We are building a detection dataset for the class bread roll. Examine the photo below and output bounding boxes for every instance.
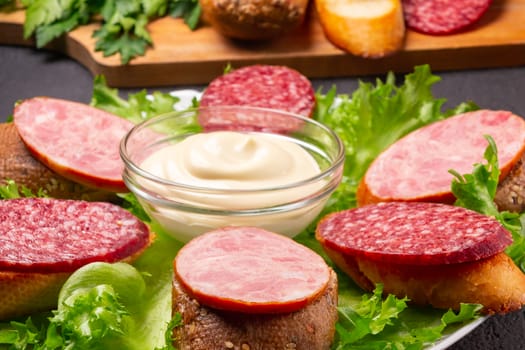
[199,0,309,40]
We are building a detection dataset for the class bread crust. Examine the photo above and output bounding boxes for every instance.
[199,0,309,40]
[323,245,525,314]
[495,151,525,212]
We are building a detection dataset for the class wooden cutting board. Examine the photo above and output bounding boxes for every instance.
[1,0,524,87]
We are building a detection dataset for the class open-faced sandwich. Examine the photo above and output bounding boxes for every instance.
[172,226,339,349]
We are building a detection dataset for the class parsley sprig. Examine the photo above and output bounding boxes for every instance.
[19,0,201,64]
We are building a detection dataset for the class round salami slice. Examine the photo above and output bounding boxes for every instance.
[316,202,512,265]
[13,97,133,192]
[174,226,331,314]
[358,110,525,206]
[0,198,151,273]
[199,65,315,131]
[402,0,492,35]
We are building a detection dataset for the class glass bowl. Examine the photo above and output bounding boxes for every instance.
[120,106,345,243]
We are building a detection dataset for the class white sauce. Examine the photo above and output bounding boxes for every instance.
[139,131,327,241]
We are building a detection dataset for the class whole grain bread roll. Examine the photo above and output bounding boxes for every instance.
[199,0,310,40]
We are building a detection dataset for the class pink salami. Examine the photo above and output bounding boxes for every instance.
[199,65,315,131]
[13,97,133,192]
[402,0,492,35]
[358,110,525,206]
[0,198,151,273]
[316,202,512,265]
[174,226,331,314]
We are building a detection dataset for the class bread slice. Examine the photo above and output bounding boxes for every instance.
[323,245,525,314]
[172,268,338,349]
[315,0,405,58]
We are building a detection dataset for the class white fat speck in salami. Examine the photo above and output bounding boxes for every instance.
[402,0,492,35]
[359,110,525,205]
[174,226,331,314]
[13,97,133,192]
[199,65,315,131]
[316,202,512,265]
[0,198,150,273]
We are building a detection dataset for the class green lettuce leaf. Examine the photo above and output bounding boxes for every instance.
[0,179,46,199]
[90,75,181,124]
[450,135,525,271]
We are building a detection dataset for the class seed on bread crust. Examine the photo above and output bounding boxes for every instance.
[200,0,309,40]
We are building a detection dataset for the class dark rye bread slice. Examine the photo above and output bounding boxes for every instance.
[316,202,525,314]
[172,268,338,350]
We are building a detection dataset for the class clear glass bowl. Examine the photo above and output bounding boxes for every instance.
[120,106,345,242]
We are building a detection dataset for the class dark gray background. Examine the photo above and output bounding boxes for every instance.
[1,45,525,349]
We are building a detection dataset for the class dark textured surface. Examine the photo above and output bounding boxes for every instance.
[1,44,525,349]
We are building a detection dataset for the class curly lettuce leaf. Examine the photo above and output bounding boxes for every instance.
[450,135,525,271]
[0,179,46,199]
[90,75,181,124]
[0,263,144,349]
[333,284,482,350]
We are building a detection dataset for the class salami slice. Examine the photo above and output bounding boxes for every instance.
[199,65,315,131]
[358,110,525,206]
[402,0,492,35]
[0,198,151,273]
[13,97,133,192]
[316,202,512,265]
[174,226,331,314]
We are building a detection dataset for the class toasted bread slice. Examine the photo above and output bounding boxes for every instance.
[323,246,525,314]
[315,0,405,58]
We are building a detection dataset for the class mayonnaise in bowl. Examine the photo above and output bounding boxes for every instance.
[121,106,345,242]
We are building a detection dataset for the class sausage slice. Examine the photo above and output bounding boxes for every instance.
[13,97,133,193]
[174,226,331,314]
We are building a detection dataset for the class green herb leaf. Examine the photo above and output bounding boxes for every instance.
[450,135,525,271]
[23,0,92,47]
[450,135,500,216]
[168,0,201,29]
